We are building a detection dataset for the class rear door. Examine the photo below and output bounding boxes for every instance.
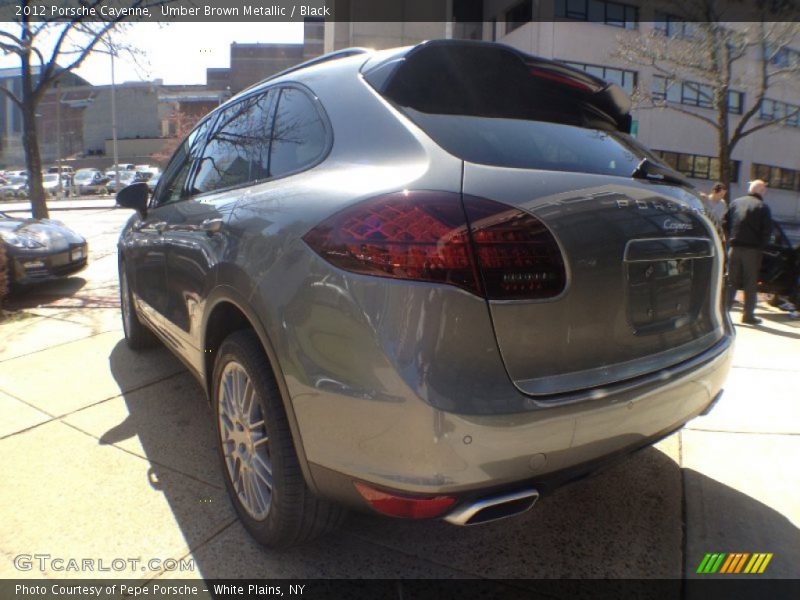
[159,91,277,364]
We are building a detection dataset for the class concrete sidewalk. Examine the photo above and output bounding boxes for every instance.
[0,210,797,584]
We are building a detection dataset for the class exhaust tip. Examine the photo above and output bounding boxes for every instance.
[444,489,539,526]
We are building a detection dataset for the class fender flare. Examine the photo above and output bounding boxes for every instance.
[202,285,319,494]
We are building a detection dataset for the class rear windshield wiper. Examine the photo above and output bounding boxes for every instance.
[631,158,689,187]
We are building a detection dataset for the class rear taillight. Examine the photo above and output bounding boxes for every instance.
[464,196,566,300]
[302,191,480,293]
[303,191,566,301]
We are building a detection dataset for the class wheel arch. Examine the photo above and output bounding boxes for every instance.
[202,286,319,494]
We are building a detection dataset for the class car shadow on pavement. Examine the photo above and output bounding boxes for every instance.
[105,339,800,581]
[5,277,87,310]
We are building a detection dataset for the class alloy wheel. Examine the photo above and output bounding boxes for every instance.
[217,361,273,520]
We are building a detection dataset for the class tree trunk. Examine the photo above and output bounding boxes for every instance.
[19,22,49,221]
[717,127,731,195]
[21,106,48,220]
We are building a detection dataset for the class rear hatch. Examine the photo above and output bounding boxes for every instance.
[365,41,726,396]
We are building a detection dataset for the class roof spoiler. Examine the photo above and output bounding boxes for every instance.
[363,40,633,133]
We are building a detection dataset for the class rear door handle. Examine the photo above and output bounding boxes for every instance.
[201,218,224,235]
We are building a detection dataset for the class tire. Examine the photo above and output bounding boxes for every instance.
[119,261,157,350]
[212,330,344,548]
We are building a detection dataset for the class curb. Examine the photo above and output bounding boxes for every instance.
[1,202,118,213]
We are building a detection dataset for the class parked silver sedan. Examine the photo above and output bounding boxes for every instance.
[116,41,733,547]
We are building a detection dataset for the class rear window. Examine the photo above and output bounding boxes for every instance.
[405,108,658,176]
[368,41,670,176]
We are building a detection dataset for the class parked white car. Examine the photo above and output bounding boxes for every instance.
[41,173,70,197]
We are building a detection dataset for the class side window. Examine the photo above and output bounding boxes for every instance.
[153,142,192,207]
[153,118,213,207]
[191,91,276,195]
[269,88,327,179]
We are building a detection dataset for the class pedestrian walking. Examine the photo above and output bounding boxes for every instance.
[723,179,773,325]
[701,182,728,235]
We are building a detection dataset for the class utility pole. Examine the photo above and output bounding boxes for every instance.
[55,82,62,198]
[110,42,120,194]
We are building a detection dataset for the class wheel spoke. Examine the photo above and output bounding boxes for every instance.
[235,370,246,416]
[251,469,270,511]
[220,413,234,434]
[253,454,273,485]
[222,376,235,415]
[232,457,243,491]
[222,440,236,457]
[241,379,254,420]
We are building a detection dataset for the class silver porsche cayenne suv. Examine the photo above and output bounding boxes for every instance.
[116,40,733,547]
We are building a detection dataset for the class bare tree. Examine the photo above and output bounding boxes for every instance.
[151,106,205,166]
[0,1,170,218]
[615,1,800,191]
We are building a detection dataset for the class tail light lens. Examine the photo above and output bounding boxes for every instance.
[302,191,480,294]
[353,481,456,519]
[464,196,566,300]
[303,191,566,301]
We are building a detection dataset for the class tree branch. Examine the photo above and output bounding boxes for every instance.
[0,85,24,111]
[650,102,720,129]
[737,109,800,140]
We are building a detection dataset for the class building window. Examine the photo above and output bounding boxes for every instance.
[563,61,637,95]
[760,98,800,127]
[727,91,744,115]
[654,150,740,183]
[506,0,532,34]
[765,44,800,68]
[653,12,700,39]
[652,75,744,115]
[751,163,800,191]
[554,0,638,29]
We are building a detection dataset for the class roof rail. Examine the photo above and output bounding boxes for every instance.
[237,47,372,97]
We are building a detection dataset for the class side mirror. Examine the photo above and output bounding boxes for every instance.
[116,182,149,218]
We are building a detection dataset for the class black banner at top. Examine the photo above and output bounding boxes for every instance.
[0,0,799,22]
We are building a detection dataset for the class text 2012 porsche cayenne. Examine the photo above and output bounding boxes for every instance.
[116,41,733,547]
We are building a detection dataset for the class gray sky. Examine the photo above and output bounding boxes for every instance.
[0,23,304,86]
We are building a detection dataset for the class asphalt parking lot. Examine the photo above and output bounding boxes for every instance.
[0,203,798,584]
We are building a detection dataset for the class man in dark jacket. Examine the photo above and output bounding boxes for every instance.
[723,179,773,325]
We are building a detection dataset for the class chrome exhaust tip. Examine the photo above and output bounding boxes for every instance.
[444,488,539,526]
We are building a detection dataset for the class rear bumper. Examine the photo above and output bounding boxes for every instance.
[302,333,733,509]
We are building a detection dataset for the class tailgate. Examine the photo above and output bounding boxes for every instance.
[464,165,726,396]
